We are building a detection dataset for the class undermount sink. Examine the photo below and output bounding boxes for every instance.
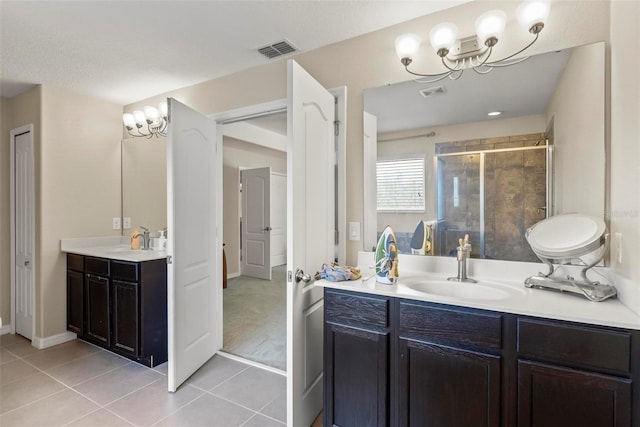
[398,276,525,301]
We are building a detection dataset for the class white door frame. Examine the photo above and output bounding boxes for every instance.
[209,89,346,339]
[10,124,36,339]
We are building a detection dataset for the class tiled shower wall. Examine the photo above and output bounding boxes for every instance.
[436,133,547,262]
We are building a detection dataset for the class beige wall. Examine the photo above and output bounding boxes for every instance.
[610,0,640,285]
[0,98,9,326]
[126,0,610,267]
[0,87,42,328]
[38,86,122,337]
[1,0,626,339]
[222,137,286,276]
[546,42,605,217]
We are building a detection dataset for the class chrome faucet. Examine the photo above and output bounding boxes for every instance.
[139,226,151,250]
[448,234,477,283]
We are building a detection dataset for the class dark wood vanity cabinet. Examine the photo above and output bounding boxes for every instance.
[66,254,84,335]
[66,254,167,367]
[397,301,504,427]
[324,291,391,427]
[323,288,640,427]
[516,318,636,427]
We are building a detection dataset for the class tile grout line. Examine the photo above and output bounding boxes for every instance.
[1,346,112,416]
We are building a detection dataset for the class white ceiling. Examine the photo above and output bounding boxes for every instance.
[0,0,469,105]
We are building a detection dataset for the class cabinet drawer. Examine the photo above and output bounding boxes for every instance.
[84,257,109,276]
[325,290,389,330]
[517,318,632,375]
[67,253,84,272]
[399,300,503,351]
[111,261,139,282]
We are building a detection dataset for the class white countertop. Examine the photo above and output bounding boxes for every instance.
[315,252,640,330]
[61,236,167,263]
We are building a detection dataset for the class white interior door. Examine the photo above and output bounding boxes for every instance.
[287,60,335,427]
[13,128,34,339]
[270,172,287,267]
[363,111,378,253]
[167,98,220,392]
[241,167,272,280]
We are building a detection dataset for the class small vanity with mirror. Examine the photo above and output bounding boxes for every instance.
[61,237,167,367]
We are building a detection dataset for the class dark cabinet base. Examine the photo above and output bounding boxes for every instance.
[324,288,640,427]
[67,254,167,368]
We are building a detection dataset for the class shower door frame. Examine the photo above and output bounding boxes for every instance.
[435,143,553,259]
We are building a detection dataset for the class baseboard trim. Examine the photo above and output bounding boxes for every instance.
[32,331,77,349]
[227,272,241,279]
[217,350,287,377]
[0,324,12,335]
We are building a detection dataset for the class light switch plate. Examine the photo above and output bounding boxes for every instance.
[112,217,121,230]
[123,217,131,230]
[349,222,361,241]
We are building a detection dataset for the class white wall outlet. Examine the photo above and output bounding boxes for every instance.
[349,221,361,241]
[123,217,131,230]
[112,217,121,230]
[615,232,623,264]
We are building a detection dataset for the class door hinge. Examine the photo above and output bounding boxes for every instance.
[334,120,340,137]
[166,255,173,265]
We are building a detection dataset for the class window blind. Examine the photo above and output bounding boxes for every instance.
[377,158,425,211]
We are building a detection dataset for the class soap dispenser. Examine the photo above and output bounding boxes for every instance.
[158,227,167,250]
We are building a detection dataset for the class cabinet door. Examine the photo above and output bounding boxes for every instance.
[325,323,389,427]
[397,338,501,427]
[66,270,84,336]
[518,360,631,427]
[112,279,139,358]
[85,274,111,346]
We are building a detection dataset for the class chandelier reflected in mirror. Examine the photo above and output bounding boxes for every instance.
[122,101,168,138]
[395,0,551,83]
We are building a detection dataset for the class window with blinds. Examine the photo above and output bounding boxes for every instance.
[376,158,425,212]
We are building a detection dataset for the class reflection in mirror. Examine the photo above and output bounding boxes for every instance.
[121,138,167,236]
[364,41,605,262]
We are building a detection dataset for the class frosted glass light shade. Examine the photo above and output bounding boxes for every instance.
[395,34,421,60]
[429,22,458,54]
[159,101,168,118]
[144,106,160,124]
[475,10,506,46]
[517,0,551,31]
[133,110,146,126]
[122,113,136,128]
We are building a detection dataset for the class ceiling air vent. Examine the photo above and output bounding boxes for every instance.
[419,86,447,98]
[257,40,297,59]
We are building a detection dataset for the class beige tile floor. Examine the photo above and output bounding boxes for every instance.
[0,334,288,426]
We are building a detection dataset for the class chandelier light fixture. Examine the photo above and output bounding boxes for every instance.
[395,0,551,83]
[122,101,168,138]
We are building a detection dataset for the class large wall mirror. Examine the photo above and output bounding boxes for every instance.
[363,41,605,262]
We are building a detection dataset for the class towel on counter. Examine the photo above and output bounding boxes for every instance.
[315,263,361,282]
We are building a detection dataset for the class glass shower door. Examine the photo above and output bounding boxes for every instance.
[436,153,483,257]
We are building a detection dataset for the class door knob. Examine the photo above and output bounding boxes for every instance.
[295,269,312,283]
[24,260,29,267]
[263,226,272,231]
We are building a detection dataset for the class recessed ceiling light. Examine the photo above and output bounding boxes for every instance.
[487,111,502,117]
